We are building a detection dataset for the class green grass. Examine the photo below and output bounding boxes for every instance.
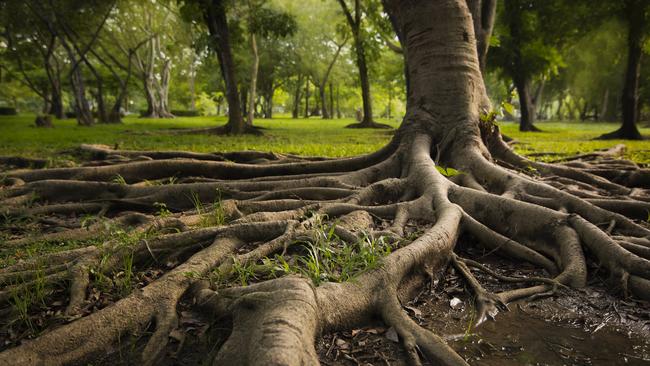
[0,114,649,163]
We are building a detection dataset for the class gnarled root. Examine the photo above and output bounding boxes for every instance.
[1,123,649,365]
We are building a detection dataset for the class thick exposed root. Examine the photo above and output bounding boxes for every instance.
[1,127,649,365]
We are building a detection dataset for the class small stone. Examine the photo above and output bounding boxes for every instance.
[450,297,463,310]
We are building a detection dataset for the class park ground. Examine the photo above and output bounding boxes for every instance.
[1,115,650,365]
[1,114,650,165]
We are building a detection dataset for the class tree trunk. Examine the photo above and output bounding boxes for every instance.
[143,73,161,118]
[599,88,609,121]
[353,29,374,126]
[336,85,341,118]
[48,87,64,119]
[304,78,310,118]
[466,0,497,72]
[505,0,540,132]
[513,74,540,132]
[247,33,259,126]
[292,75,303,119]
[319,82,329,119]
[598,0,645,140]
[70,66,94,126]
[329,82,334,119]
[387,87,393,119]
[189,59,196,111]
[337,0,389,128]
[203,0,249,134]
[85,60,109,124]
[157,58,174,118]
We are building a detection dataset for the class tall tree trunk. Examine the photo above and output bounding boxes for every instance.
[337,0,389,128]
[599,0,645,140]
[354,29,374,125]
[304,78,310,118]
[329,82,334,119]
[85,61,109,123]
[600,88,609,121]
[157,58,174,118]
[466,0,497,72]
[189,59,196,111]
[70,66,94,126]
[203,0,248,134]
[265,93,273,119]
[292,75,303,119]
[336,85,341,118]
[387,87,392,119]
[247,33,258,126]
[319,83,329,119]
[505,0,540,132]
[513,74,539,132]
[48,87,64,119]
[143,73,160,118]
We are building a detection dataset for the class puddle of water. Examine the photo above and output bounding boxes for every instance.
[451,306,650,366]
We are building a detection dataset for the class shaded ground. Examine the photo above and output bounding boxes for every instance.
[315,240,650,365]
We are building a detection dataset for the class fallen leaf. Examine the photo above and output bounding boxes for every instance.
[385,327,399,342]
[450,297,463,310]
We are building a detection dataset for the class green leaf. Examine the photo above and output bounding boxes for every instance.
[435,166,461,177]
[501,102,515,116]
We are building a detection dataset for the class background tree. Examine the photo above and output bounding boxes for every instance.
[336,0,389,128]
[598,0,649,140]
[490,0,587,131]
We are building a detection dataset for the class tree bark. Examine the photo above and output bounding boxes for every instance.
[337,0,389,128]
[292,74,303,119]
[304,78,310,118]
[329,82,334,119]
[336,85,341,118]
[70,66,94,126]
[504,0,540,132]
[598,0,645,140]
[513,74,540,132]
[84,60,109,123]
[247,33,259,126]
[203,0,248,134]
[466,0,497,72]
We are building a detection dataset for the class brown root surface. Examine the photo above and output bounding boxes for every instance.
[2,125,650,365]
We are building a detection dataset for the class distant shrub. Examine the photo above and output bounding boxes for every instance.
[65,111,76,118]
[170,110,200,117]
[0,107,17,115]
[35,115,54,128]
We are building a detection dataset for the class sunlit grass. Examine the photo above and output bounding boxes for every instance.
[1,114,649,163]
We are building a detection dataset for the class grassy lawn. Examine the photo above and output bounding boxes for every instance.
[1,114,649,164]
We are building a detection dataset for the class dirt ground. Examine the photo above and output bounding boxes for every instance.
[2,236,648,366]
[315,241,650,366]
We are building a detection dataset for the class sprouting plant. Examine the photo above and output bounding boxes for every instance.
[116,251,135,296]
[196,189,228,227]
[154,202,172,218]
[9,286,34,331]
[435,165,461,177]
[80,214,100,230]
[112,174,127,185]
[189,191,204,215]
[463,303,476,342]
[231,258,258,286]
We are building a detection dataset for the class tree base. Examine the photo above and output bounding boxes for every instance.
[596,126,644,140]
[345,121,393,129]
[519,123,543,132]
